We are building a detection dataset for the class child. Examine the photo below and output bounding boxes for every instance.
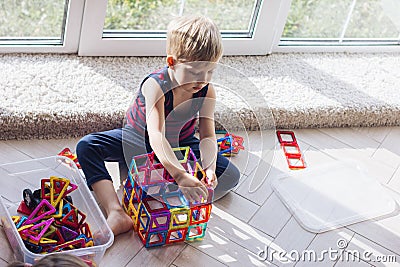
[7,253,89,267]
[76,15,240,236]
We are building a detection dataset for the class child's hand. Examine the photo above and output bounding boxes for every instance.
[203,169,218,189]
[176,172,208,202]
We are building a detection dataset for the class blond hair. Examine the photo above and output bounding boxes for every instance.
[167,15,223,62]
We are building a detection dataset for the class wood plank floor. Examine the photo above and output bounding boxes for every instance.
[1,127,400,267]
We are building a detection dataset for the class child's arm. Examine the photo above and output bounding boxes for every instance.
[142,78,208,202]
[198,84,218,188]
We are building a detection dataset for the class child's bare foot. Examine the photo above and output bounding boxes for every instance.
[107,209,133,236]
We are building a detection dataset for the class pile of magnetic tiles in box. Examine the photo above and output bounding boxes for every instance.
[123,146,214,248]
[12,176,94,254]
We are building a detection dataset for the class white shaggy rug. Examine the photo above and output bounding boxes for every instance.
[0,53,399,139]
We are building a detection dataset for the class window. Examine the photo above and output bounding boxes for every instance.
[79,0,279,56]
[0,0,84,53]
[277,0,400,52]
[0,0,399,54]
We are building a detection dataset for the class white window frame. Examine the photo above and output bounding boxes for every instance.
[271,0,400,53]
[274,40,400,53]
[78,0,292,56]
[0,0,398,55]
[0,0,84,53]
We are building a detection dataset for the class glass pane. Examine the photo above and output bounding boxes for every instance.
[104,0,258,32]
[345,0,400,38]
[182,0,256,31]
[282,0,353,38]
[0,0,66,38]
[105,0,180,31]
[283,0,400,40]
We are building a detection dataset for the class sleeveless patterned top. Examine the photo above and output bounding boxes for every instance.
[125,66,208,146]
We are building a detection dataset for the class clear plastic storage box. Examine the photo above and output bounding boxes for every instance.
[272,159,398,233]
[0,156,113,265]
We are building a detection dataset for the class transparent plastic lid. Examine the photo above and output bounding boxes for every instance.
[272,159,398,233]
